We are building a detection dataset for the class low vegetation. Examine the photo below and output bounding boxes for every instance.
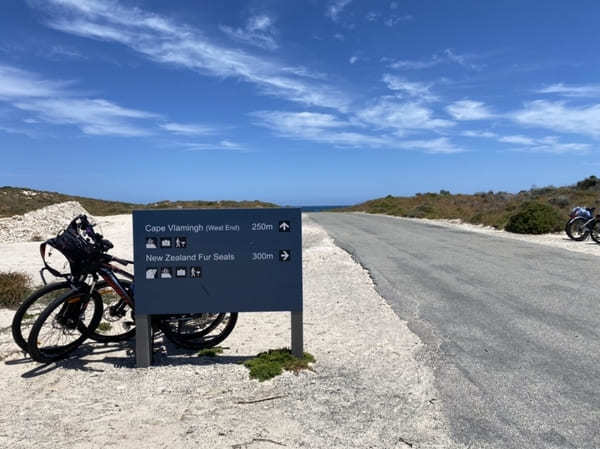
[197,347,224,357]
[243,348,315,382]
[0,186,279,218]
[0,271,31,308]
[343,176,600,233]
[505,201,563,234]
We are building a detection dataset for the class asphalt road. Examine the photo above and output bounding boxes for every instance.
[309,212,600,449]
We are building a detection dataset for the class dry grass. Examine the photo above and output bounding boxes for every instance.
[0,271,32,308]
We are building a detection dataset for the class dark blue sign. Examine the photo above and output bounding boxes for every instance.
[132,208,302,314]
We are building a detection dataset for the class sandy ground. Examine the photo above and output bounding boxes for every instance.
[362,213,600,258]
[0,215,456,449]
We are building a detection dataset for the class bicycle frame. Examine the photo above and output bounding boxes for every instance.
[97,262,134,309]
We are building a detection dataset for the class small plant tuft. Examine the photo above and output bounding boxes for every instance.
[0,271,32,308]
[243,348,315,382]
[505,201,563,234]
[198,346,224,357]
[96,322,112,332]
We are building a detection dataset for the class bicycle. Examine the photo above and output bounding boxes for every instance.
[16,215,237,363]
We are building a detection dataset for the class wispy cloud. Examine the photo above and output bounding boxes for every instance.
[503,135,590,154]
[326,0,353,22]
[384,14,413,27]
[349,56,359,64]
[390,49,483,71]
[159,122,216,136]
[446,100,493,120]
[511,100,600,138]
[0,64,159,136]
[180,140,245,151]
[251,110,394,148]
[382,74,438,102]
[462,129,590,154]
[357,99,454,134]
[536,83,600,98]
[461,130,497,138]
[0,63,238,139]
[0,65,69,98]
[220,14,278,51]
[36,0,350,112]
[398,137,463,154]
[14,98,158,136]
[251,108,458,152]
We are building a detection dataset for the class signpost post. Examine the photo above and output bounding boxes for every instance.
[132,208,303,367]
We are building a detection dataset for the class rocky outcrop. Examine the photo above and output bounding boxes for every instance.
[0,201,92,244]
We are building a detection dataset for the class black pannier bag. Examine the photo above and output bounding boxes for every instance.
[40,215,102,278]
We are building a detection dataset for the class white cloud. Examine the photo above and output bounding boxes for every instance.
[357,99,454,133]
[327,0,352,21]
[36,0,351,112]
[446,100,493,120]
[398,137,463,154]
[365,12,379,22]
[536,83,600,98]
[461,130,497,138]
[160,122,216,136]
[0,65,68,98]
[180,140,244,151]
[511,100,600,138]
[251,110,393,148]
[462,129,590,153]
[498,135,535,145]
[390,49,482,70]
[500,135,590,154]
[384,14,413,27]
[251,109,465,153]
[14,98,158,136]
[349,56,358,64]
[220,14,278,50]
[382,74,438,102]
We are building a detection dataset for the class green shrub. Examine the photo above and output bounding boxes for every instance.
[243,348,315,381]
[576,175,600,191]
[0,271,32,308]
[505,201,563,234]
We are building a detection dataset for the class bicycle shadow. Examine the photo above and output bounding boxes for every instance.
[14,338,254,378]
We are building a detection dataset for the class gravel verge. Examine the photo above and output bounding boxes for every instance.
[359,213,600,258]
[0,215,455,449]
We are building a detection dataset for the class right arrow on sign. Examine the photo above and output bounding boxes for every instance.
[279,250,291,261]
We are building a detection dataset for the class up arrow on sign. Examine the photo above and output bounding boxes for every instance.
[279,221,291,231]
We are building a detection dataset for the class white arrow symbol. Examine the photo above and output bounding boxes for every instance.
[281,250,290,261]
[279,221,290,231]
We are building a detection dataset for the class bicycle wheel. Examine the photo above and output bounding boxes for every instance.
[11,281,73,353]
[565,217,589,241]
[27,289,103,363]
[591,220,600,244]
[87,279,136,343]
[159,312,238,349]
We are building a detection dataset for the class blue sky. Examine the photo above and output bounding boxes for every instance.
[1,0,599,205]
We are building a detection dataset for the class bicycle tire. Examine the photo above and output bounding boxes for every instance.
[565,217,589,241]
[27,289,103,364]
[86,279,136,343]
[591,220,600,244]
[159,312,238,349]
[11,281,73,353]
